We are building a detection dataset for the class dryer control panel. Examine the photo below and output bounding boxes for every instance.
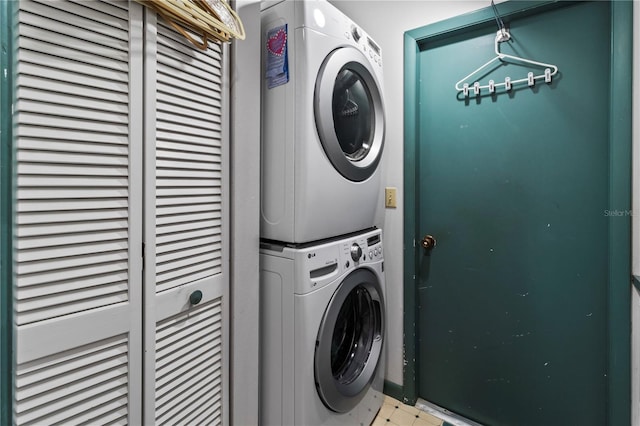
[295,0,383,69]
[345,23,382,68]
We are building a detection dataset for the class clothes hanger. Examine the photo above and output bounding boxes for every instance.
[454,1,558,97]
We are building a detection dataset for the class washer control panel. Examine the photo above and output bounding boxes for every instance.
[291,229,383,294]
[340,229,383,269]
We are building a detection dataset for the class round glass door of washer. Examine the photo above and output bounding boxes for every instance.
[314,268,385,413]
[314,47,385,182]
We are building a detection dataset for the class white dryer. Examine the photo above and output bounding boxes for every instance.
[261,0,386,244]
[260,228,386,426]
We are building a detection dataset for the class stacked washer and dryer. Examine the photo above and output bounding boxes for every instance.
[259,1,387,425]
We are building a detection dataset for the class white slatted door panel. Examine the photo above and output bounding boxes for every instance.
[14,1,143,424]
[15,336,130,425]
[155,301,224,425]
[155,23,224,294]
[143,12,229,426]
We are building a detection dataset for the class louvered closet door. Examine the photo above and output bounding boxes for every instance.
[14,1,143,425]
[143,12,229,426]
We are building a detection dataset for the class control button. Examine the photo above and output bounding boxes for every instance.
[369,251,373,259]
[351,25,361,42]
[345,260,350,268]
[350,243,362,262]
[374,249,379,256]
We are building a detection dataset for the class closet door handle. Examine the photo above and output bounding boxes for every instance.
[190,290,203,305]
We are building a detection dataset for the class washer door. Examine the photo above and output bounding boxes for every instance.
[314,268,385,413]
[314,47,385,182]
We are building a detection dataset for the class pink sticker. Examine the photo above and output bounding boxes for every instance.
[267,29,287,57]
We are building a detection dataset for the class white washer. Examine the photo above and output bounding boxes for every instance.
[260,228,386,426]
[261,0,386,244]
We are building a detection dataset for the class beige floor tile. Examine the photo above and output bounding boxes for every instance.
[413,417,442,426]
[397,403,421,417]
[389,407,418,425]
[372,417,389,426]
[378,402,395,420]
[372,396,447,426]
[418,410,444,425]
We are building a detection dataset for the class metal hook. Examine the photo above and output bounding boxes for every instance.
[491,0,507,39]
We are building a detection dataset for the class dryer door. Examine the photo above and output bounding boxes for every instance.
[314,47,385,182]
[314,268,385,413]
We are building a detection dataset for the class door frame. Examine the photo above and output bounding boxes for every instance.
[402,1,633,424]
[0,0,15,423]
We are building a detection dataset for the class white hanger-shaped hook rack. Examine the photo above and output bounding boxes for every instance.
[455,29,559,97]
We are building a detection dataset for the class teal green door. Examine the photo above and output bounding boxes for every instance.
[406,2,631,425]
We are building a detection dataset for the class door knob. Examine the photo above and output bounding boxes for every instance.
[421,235,437,251]
[190,290,203,305]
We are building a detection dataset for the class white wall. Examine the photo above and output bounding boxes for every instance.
[329,0,500,387]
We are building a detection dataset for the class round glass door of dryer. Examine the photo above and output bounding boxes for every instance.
[314,268,385,413]
[314,47,385,182]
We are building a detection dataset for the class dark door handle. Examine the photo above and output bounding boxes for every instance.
[190,290,203,305]
[421,235,437,251]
